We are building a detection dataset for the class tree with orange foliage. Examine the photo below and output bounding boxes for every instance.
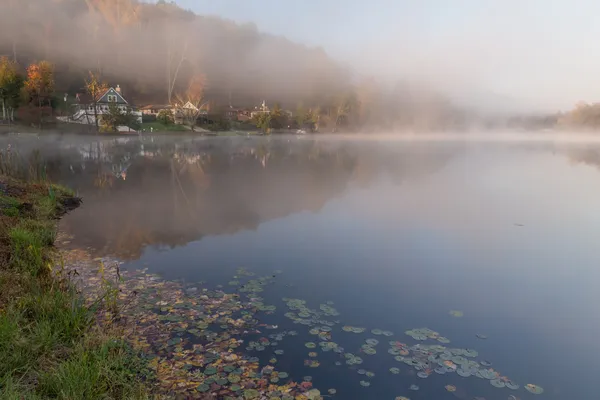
[24,61,54,107]
[23,61,55,128]
[175,73,207,131]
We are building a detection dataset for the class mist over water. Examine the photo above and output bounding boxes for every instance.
[2,133,598,399]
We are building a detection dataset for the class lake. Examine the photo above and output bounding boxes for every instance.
[5,133,598,399]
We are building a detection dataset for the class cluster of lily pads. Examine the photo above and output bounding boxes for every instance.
[67,252,547,399]
[388,339,522,391]
[64,259,332,400]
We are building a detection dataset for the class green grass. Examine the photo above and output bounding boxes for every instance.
[141,121,188,132]
[0,195,21,217]
[0,178,150,399]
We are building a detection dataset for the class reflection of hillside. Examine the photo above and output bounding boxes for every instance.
[52,138,457,260]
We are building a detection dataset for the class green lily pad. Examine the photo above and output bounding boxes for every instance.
[244,389,260,399]
[390,367,400,374]
[359,380,371,387]
[449,310,464,317]
[305,342,317,349]
[463,349,478,357]
[525,384,544,394]
[371,329,383,335]
[491,379,506,388]
[197,383,210,392]
[363,347,376,355]
[278,372,289,379]
[506,381,520,390]
[365,338,379,346]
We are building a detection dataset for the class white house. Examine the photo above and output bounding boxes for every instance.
[66,85,142,126]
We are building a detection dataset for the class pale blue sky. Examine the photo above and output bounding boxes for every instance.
[175,1,600,111]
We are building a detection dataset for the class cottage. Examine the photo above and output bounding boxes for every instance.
[69,85,142,125]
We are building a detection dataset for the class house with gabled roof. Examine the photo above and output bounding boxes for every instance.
[68,85,142,126]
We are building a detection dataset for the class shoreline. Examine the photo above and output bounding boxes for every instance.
[0,176,151,399]
[0,176,325,399]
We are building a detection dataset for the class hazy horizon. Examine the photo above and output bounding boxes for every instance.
[178,0,600,113]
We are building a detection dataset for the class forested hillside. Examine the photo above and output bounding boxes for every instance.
[0,0,347,107]
[1,0,572,132]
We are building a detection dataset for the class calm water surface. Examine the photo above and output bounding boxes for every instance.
[8,134,598,399]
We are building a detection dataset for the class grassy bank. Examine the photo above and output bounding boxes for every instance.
[0,177,150,399]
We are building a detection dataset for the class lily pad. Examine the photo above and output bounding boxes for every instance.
[463,349,478,357]
[359,380,371,387]
[390,367,400,374]
[197,384,210,393]
[525,384,544,394]
[365,338,379,346]
[449,310,464,317]
[305,342,317,349]
[445,385,457,392]
[491,379,506,388]
[506,381,520,390]
[371,329,383,335]
[363,347,377,355]
[417,372,429,378]
[328,389,337,395]
[244,389,260,399]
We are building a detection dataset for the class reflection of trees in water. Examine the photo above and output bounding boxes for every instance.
[44,137,457,260]
[566,147,600,169]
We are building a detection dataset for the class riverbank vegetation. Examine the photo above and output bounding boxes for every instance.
[0,175,150,399]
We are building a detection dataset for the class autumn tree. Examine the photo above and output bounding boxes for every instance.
[175,73,206,131]
[0,57,24,122]
[85,71,109,131]
[23,61,55,127]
